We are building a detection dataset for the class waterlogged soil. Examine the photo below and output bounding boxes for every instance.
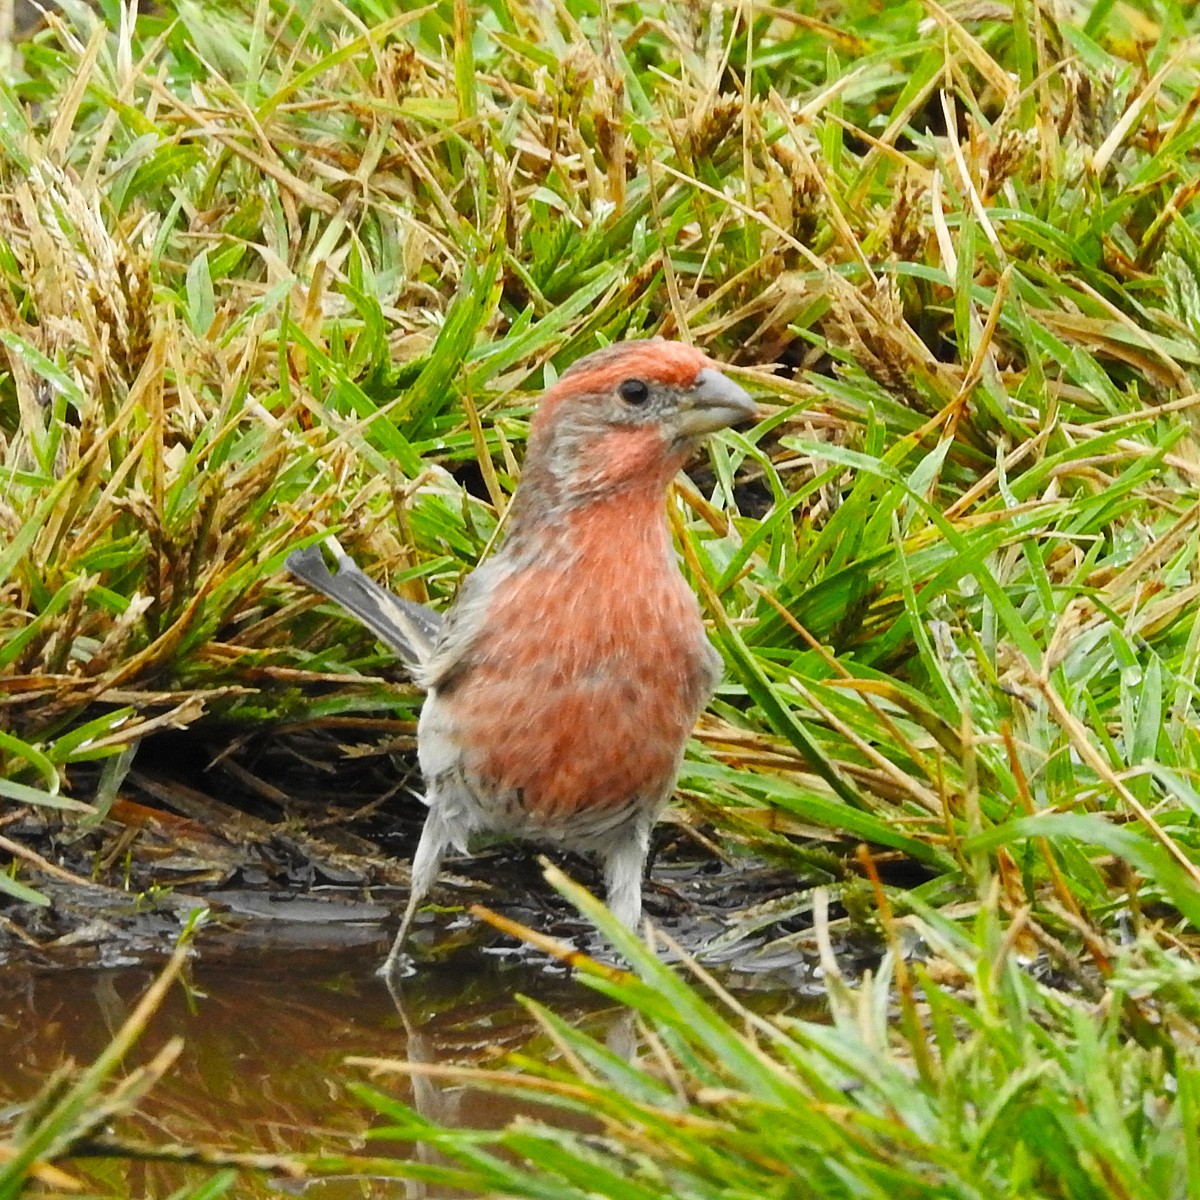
[0,729,842,976]
[0,730,855,1196]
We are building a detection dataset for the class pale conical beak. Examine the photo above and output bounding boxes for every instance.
[675,367,760,438]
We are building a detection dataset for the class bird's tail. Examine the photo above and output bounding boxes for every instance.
[286,537,442,672]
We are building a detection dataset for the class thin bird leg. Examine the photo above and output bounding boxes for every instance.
[601,822,652,931]
[379,809,454,977]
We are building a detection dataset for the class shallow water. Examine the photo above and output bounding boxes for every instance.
[0,943,611,1197]
[0,921,829,1198]
[1,792,833,1198]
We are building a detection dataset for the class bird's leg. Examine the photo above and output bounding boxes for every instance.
[601,822,652,932]
[380,810,453,978]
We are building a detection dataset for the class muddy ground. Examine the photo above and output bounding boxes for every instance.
[0,726,857,986]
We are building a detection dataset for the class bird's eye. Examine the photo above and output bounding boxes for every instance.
[618,378,650,406]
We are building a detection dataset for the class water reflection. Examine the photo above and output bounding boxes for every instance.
[0,945,608,1198]
[0,878,829,1200]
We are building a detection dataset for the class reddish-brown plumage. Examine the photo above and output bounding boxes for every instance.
[534,341,716,428]
[577,426,684,493]
[448,484,716,820]
[290,338,759,973]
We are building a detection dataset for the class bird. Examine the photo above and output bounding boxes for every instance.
[286,338,758,975]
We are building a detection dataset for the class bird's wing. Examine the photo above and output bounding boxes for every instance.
[415,554,514,694]
[286,538,443,671]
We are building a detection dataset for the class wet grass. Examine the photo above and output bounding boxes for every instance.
[3,0,1200,1195]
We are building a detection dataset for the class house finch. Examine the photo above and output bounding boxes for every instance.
[288,338,758,974]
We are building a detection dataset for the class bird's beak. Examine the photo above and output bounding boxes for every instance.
[675,367,759,438]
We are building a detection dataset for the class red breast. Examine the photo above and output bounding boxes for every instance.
[440,489,718,823]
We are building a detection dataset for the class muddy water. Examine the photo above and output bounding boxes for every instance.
[0,923,827,1199]
[0,944,613,1197]
[0,822,830,1199]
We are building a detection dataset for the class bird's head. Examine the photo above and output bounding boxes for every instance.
[518,339,758,510]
